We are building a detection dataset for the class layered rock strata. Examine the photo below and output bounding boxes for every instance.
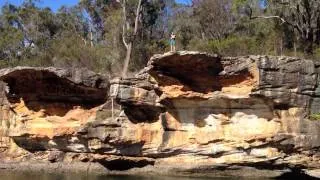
[0,52,320,178]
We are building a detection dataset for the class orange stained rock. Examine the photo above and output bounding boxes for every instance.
[221,64,259,96]
[164,131,190,148]
[12,98,98,139]
[136,121,163,145]
[159,85,213,99]
[158,63,259,98]
[13,98,31,115]
[133,87,150,103]
[163,112,181,130]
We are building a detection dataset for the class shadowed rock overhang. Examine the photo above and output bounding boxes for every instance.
[148,52,223,92]
[0,67,109,108]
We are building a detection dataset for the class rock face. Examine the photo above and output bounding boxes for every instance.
[0,67,109,152]
[1,52,320,177]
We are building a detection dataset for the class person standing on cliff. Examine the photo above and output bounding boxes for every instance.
[170,32,176,52]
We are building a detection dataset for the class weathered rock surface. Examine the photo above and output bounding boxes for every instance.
[1,52,320,178]
[0,67,109,151]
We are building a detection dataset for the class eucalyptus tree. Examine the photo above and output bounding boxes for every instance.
[120,0,166,77]
[193,0,235,40]
[0,4,24,60]
[236,0,320,54]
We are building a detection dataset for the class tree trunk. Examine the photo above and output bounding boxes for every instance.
[122,42,132,78]
[90,29,94,47]
[121,0,142,78]
[293,41,297,57]
[280,36,283,56]
[305,34,314,54]
[305,42,313,54]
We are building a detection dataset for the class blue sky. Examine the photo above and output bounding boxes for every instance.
[176,0,191,4]
[0,0,79,12]
[0,0,190,12]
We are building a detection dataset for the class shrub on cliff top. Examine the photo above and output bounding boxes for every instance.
[309,113,320,121]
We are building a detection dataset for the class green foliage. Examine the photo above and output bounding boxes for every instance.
[314,48,320,60]
[310,113,320,121]
[208,36,256,55]
[0,27,24,59]
[0,0,320,76]
[232,0,249,9]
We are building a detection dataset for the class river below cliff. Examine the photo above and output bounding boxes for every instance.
[0,171,269,180]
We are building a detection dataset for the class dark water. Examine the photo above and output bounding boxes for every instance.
[1,171,315,180]
[0,171,258,180]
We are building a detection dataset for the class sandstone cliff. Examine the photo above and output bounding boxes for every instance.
[0,52,320,178]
